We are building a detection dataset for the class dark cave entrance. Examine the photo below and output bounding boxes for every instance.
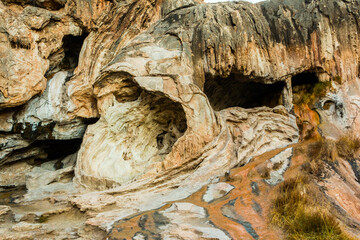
[291,72,322,105]
[3,0,65,11]
[34,139,83,161]
[204,74,285,111]
[60,33,88,71]
[18,138,83,167]
[292,72,319,87]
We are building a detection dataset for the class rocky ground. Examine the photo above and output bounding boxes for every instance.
[1,0,360,239]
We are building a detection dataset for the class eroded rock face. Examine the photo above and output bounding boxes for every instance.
[77,87,188,188]
[1,0,360,239]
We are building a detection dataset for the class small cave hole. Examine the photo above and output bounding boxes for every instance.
[292,72,319,87]
[156,131,167,150]
[60,33,88,71]
[3,0,65,11]
[32,138,82,161]
[323,100,336,111]
[149,95,187,155]
[82,117,100,125]
[9,38,31,49]
[204,74,284,111]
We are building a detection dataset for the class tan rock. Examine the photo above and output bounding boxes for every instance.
[0,205,12,222]
[11,222,42,232]
[0,1,82,109]
[1,0,360,239]
[0,161,33,187]
[21,6,52,30]
[0,110,14,132]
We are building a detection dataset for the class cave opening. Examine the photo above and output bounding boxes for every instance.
[291,72,321,105]
[32,138,82,161]
[204,74,285,111]
[60,33,88,71]
[79,88,188,186]
[292,72,319,87]
[3,0,65,11]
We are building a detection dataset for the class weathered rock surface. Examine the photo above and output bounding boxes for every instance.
[0,162,33,188]
[0,0,360,239]
[264,148,292,186]
[203,182,234,203]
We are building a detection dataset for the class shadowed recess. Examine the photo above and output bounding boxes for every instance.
[291,72,324,105]
[60,33,88,71]
[33,139,82,160]
[204,74,284,111]
[292,72,319,87]
[3,0,66,10]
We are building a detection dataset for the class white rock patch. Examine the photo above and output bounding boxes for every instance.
[203,182,235,203]
[265,148,293,186]
[159,202,231,240]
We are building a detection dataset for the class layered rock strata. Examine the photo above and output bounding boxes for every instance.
[0,0,360,239]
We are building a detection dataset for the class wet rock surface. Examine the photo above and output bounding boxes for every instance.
[0,0,360,239]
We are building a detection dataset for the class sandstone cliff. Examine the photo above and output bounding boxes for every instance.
[0,0,360,239]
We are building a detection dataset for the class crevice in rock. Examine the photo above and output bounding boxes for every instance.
[204,74,284,111]
[59,33,88,72]
[9,38,31,49]
[13,122,56,140]
[0,138,82,167]
[82,117,100,125]
[3,0,65,11]
[0,186,27,205]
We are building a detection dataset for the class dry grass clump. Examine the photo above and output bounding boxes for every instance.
[271,134,360,240]
[303,135,360,178]
[336,135,360,160]
[258,161,284,180]
[271,174,352,240]
[304,139,337,178]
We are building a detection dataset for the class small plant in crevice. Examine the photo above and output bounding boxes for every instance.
[36,215,49,223]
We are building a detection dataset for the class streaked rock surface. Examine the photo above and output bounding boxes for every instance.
[0,0,360,239]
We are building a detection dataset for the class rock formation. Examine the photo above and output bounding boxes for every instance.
[0,0,360,239]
